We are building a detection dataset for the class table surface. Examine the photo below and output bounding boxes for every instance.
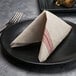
[0,0,76,76]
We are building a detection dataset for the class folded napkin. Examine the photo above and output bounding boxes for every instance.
[10,10,72,62]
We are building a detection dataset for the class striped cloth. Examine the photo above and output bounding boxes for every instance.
[11,10,72,62]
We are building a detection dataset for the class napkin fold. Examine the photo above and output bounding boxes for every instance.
[10,10,72,62]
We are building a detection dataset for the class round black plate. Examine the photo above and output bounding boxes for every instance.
[1,20,76,65]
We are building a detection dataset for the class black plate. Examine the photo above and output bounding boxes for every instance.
[38,0,76,12]
[1,20,76,65]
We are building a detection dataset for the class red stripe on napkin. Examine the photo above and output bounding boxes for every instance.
[42,28,53,53]
[42,35,52,52]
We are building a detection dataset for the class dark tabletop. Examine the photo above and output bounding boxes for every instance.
[0,0,76,76]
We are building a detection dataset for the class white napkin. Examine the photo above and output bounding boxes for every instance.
[10,10,72,62]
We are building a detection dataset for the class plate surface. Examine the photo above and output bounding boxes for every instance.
[38,0,76,12]
[1,20,76,65]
